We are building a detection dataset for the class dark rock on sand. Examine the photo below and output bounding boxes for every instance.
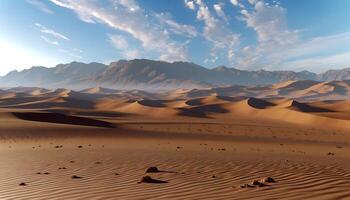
[19,182,27,186]
[71,175,82,179]
[146,167,160,173]
[262,177,276,183]
[251,180,266,187]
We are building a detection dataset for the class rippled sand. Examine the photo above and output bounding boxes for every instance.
[0,137,349,200]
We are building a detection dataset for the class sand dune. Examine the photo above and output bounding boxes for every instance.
[1,82,350,199]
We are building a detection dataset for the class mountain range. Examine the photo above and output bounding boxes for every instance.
[1,59,350,89]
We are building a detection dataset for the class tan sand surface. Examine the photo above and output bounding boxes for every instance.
[1,85,350,199]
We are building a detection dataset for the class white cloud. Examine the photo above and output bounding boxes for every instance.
[213,3,228,21]
[58,48,84,60]
[248,0,258,5]
[230,0,238,6]
[243,1,298,47]
[109,34,129,50]
[124,49,141,59]
[237,0,299,69]
[230,0,245,8]
[111,0,141,12]
[184,0,196,10]
[40,35,59,46]
[282,51,350,73]
[35,23,70,41]
[155,13,197,37]
[194,0,240,63]
[236,1,350,72]
[275,32,350,62]
[108,34,141,59]
[68,53,83,59]
[49,0,189,61]
[26,0,54,14]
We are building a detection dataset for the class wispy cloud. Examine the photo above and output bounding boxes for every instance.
[235,0,350,72]
[26,0,54,14]
[40,35,59,46]
[35,23,70,41]
[231,0,300,69]
[213,3,228,22]
[189,0,239,63]
[155,13,198,37]
[49,0,192,61]
[184,0,196,10]
[58,48,83,59]
[282,51,350,73]
[108,34,141,59]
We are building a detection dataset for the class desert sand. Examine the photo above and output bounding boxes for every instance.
[1,81,350,200]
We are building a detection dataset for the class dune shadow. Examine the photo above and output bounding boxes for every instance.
[177,104,228,118]
[12,112,115,128]
[137,99,168,107]
[44,109,129,118]
[247,97,276,109]
[289,100,334,112]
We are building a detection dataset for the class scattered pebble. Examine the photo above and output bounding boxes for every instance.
[251,180,265,187]
[146,167,160,173]
[262,177,276,183]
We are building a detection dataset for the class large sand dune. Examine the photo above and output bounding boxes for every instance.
[1,80,350,199]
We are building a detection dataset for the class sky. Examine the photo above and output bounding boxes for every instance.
[0,0,350,76]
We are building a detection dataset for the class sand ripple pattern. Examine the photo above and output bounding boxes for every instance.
[0,147,350,200]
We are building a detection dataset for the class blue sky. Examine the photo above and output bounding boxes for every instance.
[0,0,350,75]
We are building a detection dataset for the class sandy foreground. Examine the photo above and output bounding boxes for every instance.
[1,88,350,199]
[1,118,350,199]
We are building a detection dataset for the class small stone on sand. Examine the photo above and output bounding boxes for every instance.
[251,180,265,187]
[146,167,160,173]
[262,177,276,183]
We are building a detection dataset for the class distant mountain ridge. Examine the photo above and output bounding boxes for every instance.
[1,59,349,89]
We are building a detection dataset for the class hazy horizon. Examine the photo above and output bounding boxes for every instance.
[2,58,350,77]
